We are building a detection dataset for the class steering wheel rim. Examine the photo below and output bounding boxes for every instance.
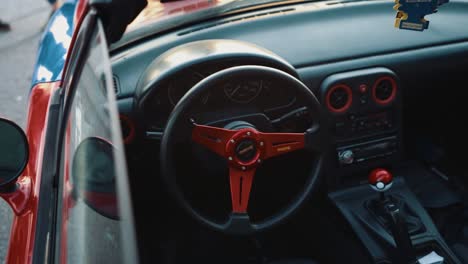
[161,65,328,235]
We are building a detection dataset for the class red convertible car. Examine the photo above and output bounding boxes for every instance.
[1,0,468,263]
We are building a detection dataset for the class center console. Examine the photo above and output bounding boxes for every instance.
[319,68,402,186]
[318,68,461,263]
[329,172,461,264]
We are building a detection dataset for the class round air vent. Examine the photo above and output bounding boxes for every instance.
[372,76,397,105]
[326,84,353,113]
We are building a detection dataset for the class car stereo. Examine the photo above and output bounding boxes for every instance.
[337,136,398,166]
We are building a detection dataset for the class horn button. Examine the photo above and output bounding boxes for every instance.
[226,128,263,169]
[235,139,258,162]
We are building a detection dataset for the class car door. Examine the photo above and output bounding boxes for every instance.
[52,8,138,264]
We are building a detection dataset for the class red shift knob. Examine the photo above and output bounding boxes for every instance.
[368,168,393,192]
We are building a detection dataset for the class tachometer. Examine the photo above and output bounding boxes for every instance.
[223,80,263,104]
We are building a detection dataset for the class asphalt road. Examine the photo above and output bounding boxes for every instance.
[0,0,50,261]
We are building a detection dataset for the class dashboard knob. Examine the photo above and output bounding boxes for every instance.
[339,150,354,165]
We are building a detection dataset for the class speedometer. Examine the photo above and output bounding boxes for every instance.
[167,70,209,106]
[223,80,263,104]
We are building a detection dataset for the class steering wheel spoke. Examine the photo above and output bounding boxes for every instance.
[229,167,256,213]
[260,132,306,160]
[192,124,236,157]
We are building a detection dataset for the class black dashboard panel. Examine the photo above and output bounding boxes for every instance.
[112,0,468,178]
[112,0,468,98]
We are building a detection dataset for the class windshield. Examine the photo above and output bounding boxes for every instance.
[128,0,234,30]
[128,0,306,31]
[115,0,313,49]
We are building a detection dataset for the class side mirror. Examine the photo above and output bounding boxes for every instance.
[0,118,28,191]
[72,137,118,219]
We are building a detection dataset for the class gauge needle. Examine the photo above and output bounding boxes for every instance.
[230,84,242,97]
[202,93,210,104]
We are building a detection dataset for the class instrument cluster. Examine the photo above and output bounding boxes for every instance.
[143,64,296,132]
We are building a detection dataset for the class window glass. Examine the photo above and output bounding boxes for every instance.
[59,18,137,264]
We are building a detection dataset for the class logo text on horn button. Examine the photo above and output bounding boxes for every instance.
[235,139,258,162]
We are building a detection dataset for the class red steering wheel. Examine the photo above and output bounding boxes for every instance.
[161,65,328,235]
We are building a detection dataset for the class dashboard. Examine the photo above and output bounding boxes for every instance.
[112,0,468,184]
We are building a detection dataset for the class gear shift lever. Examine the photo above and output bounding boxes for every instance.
[368,169,417,263]
[368,168,393,201]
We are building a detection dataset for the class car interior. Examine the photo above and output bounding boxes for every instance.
[107,0,468,263]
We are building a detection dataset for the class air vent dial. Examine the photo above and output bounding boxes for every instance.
[326,84,353,113]
[372,76,397,105]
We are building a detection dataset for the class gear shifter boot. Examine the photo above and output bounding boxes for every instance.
[366,195,425,236]
[366,169,422,263]
[384,199,417,263]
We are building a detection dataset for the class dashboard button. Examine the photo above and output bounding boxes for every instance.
[360,95,368,105]
[359,84,368,93]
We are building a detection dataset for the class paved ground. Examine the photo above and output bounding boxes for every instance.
[0,0,51,261]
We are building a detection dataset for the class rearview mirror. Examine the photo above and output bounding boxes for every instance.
[0,118,28,190]
[72,137,118,219]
